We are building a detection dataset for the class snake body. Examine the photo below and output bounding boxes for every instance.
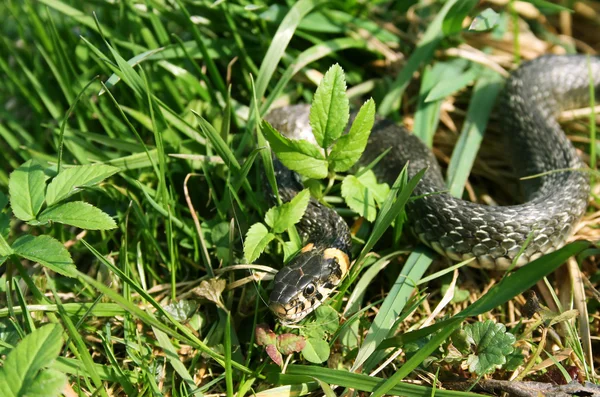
[267,55,597,323]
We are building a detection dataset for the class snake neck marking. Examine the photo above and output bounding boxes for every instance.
[266,55,597,323]
[269,244,349,324]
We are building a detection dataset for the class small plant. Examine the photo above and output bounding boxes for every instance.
[245,63,387,262]
[412,320,524,376]
[1,161,118,276]
[255,305,339,366]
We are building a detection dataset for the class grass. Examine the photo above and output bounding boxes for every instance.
[1,0,599,396]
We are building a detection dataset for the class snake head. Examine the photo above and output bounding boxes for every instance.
[269,244,350,324]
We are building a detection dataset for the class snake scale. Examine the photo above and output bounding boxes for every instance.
[265,55,598,323]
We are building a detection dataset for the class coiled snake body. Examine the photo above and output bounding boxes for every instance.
[266,55,597,323]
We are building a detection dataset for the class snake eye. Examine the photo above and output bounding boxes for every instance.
[304,283,316,296]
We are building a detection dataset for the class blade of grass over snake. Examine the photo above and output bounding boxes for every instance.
[351,247,435,372]
[413,60,466,147]
[379,0,471,116]
[355,166,426,266]
[588,55,597,170]
[343,251,408,317]
[371,240,591,397]
[250,74,280,204]
[446,69,504,197]
[276,366,481,397]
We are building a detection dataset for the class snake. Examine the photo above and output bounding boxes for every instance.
[265,55,597,324]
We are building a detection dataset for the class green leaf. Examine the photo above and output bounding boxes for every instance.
[244,223,275,263]
[503,352,525,371]
[19,369,67,397]
[12,235,76,277]
[425,66,479,103]
[162,300,198,322]
[302,337,330,364]
[309,64,349,148]
[468,8,500,32]
[341,170,389,222]
[0,324,65,397]
[265,189,310,234]
[442,0,478,36]
[45,164,119,206]
[8,160,48,222]
[38,201,117,230]
[464,320,515,375]
[283,240,300,263]
[329,98,375,172]
[313,306,339,335]
[262,120,328,179]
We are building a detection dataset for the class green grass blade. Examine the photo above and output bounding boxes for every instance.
[277,365,481,397]
[446,69,504,197]
[379,0,466,116]
[351,247,434,371]
[153,327,200,395]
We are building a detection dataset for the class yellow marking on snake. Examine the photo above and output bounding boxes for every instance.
[323,248,350,277]
[301,243,315,253]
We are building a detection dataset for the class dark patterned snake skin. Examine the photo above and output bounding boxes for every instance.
[266,55,597,323]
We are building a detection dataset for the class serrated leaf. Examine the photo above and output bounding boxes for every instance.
[262,120,328,179]
[464,320,515,375]
[38,201,117,230]
[302,337,330,364]
[12,235,75,277]
[277,333,306,355]
[244,222,275,263]
[309,63,349,148]
[469,8,500,32]
[45,164,119,206]
[329,98,375,172]
[341,170,390,222]
[0,324,64,397]
[264,189,310,234]
[255,324,277,347]
[8,160,48,222]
